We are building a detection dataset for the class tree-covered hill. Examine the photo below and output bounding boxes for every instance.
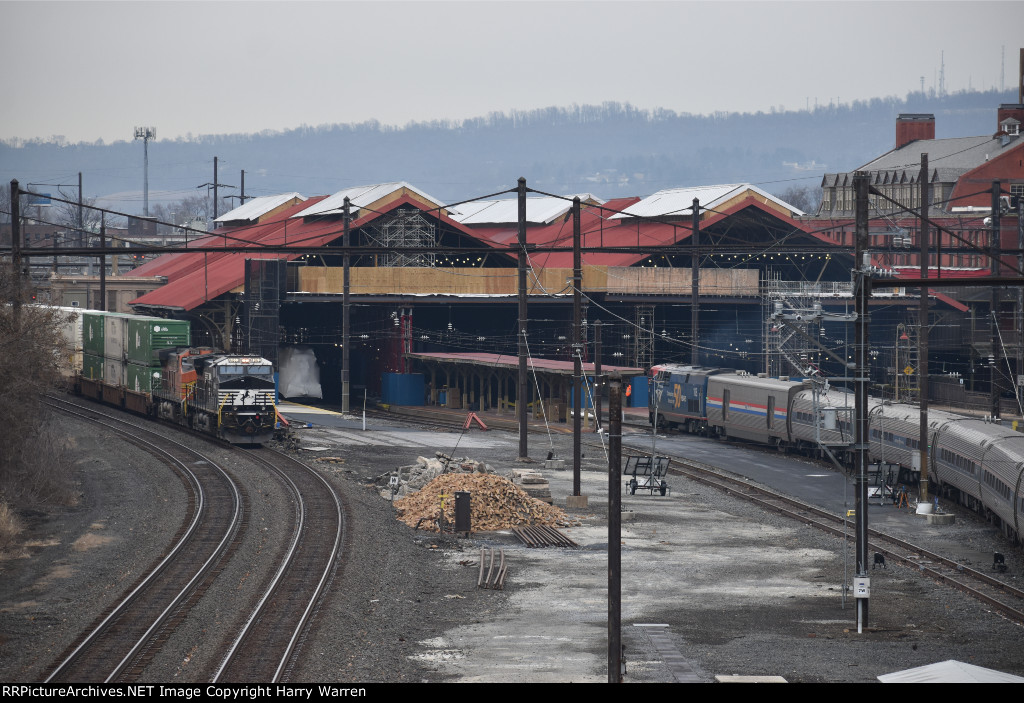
[1,88,1015,214]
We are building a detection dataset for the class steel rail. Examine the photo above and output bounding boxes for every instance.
[211,448,344,682]
[667,454,1024,624]
[42,397,244,682]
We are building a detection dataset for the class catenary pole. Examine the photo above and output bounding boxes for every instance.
[573,196,582,496]
[607,373,622,683]
[992,180,1002,418]
[919,153,930,504]
[594,320,603,431]
[691,198,700,364]
[854,171,871,629]
[518,177,529,459]
[342,197,351,414]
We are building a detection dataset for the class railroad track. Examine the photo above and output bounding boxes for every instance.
[43,396,346,683]
[666,454,1024,626]
[211,448,344,683]
[42,396,246,683]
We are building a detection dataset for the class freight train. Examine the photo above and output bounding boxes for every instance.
[51,306,276,445]
[649,364,1024,542]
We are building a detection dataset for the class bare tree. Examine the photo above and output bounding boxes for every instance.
[777,185,821,214]
[0,266,77,519]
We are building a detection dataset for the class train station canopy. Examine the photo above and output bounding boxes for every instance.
[406,352,644,378]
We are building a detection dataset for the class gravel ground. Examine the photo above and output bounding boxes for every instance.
[2,406,1023,683]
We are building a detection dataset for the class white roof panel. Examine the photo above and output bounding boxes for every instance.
[451,194,605,226]
[293,182,444,219]
[611,183,804,219]
[215,192,306,223]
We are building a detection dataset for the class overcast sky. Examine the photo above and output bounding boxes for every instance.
[2,1,1022,144]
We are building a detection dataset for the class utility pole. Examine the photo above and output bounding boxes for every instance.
[214,157,219,222]
[594,319,603,431]
[518,177,529,460]
[919,154,930,504]
[78,172,83,249]
[607,373,622,683]
[99,214,106,311]
[342,196,351,414]
[691,198,700,365]
[10,180,22,314]
[240,170,246,205]
[853,171,871,630]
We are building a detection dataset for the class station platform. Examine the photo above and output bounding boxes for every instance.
[277,397,652,433]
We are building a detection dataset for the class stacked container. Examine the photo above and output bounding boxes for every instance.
[125,317,190,394]
[78,311,190,391]
[81,310,110,380]
[103,313,130,387]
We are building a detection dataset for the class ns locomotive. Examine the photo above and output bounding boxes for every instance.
[649,364,1024,542]
[56,307,277,445]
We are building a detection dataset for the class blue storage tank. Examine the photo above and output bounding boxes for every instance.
[381,373,425,406]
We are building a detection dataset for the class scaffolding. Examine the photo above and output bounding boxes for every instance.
[364,207,437,267]
[633,304,655,370]
[763,272,833,377]
[243,258,286,366]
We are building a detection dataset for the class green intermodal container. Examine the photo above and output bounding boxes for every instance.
[126,363,162,394]
[126,317,190,366]
[82,312,108,357]
[82,353,104,380]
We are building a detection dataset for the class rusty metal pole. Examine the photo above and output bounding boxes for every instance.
[518,177,529,459]
[608,373,622,683]
[573,197,582,496]
[919,154,930,504]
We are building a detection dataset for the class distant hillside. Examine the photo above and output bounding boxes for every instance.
[0,88,1016,214]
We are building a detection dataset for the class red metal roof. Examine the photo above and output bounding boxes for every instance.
[129,187,842,312]
[130,192,484,311]
[464,194,825,268]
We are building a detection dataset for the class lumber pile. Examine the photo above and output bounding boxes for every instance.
[393,472,573,532]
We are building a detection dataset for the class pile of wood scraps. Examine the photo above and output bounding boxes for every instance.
[393,472,575,532]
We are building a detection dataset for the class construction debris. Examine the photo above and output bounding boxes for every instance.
[510,468,552,504]
[379,452,495,501]
[393,472,575,533]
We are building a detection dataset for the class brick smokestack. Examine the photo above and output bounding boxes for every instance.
[896,113,935,149]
